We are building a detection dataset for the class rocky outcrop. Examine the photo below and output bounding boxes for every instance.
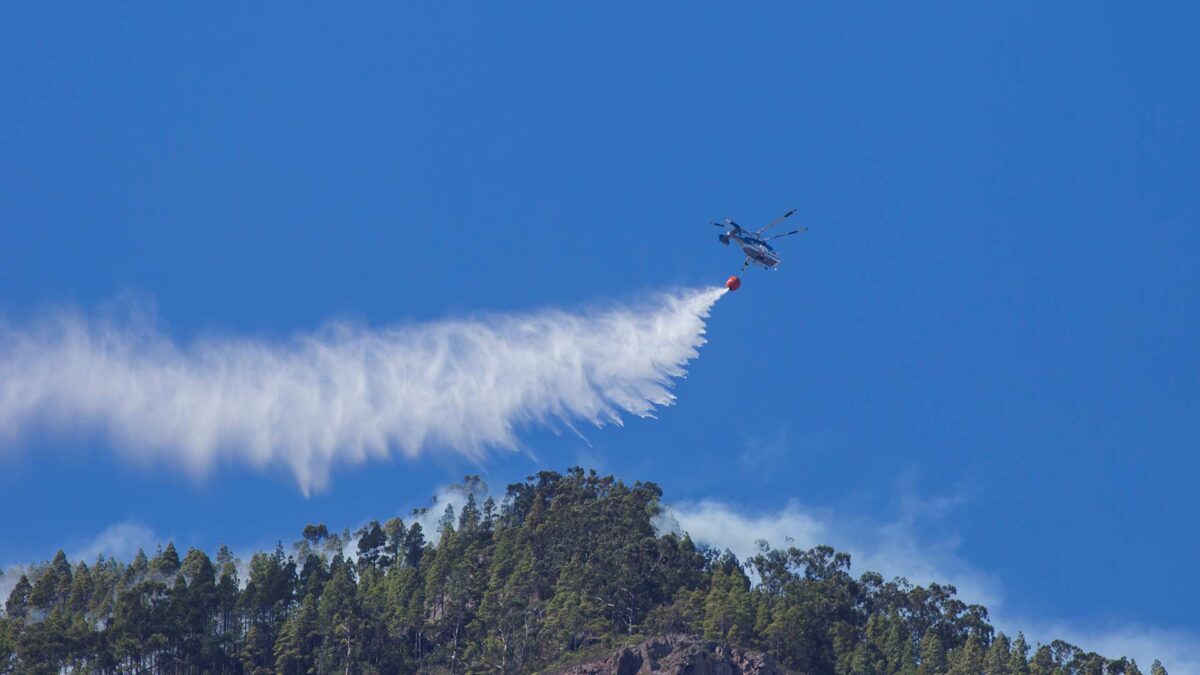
[550,634,791,675]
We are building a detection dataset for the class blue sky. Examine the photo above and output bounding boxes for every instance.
[2,1,1198,667]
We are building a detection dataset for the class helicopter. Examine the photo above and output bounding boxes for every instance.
[712,208,807,271]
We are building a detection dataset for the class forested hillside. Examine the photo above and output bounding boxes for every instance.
[0,468,1166,674]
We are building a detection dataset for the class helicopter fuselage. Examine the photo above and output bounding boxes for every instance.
[721,230,781,269]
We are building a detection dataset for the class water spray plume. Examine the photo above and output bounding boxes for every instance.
[0,287,726,493]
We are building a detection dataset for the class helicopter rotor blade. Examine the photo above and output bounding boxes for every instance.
[756,208,797,235]
[766,227,807,240]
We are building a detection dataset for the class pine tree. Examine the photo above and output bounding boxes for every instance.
[151,542,181,577]
[67,562,93,614]
[882,614,919,675]
[30,550,72,612]
[383,517,407,565]
[920,629,949,675]
[438,504,456,538]
[482,497,497,531]
[275,593,319,674]
[1008,633,1030,675]
[542,554,605,652]
[4,575,31,620]
[949,634,985,675]
[215,545,241,664]
[298,551,330,600]
[241,624,274,675]
[318,555,360,674]
[129,548,150,581]
[458,493,481,532]
[702,565,754,642]
[357,520,388,568]
[985,633,1012,675]
[1030,645,1055,675]
[405,522,426,568]
[851,641,886,675]
[0,617,14,670]
[303,523,330,546]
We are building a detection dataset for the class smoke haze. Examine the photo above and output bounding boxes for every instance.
[0,287,725,493]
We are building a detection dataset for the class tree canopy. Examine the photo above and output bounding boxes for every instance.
[0,468,1158,675]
